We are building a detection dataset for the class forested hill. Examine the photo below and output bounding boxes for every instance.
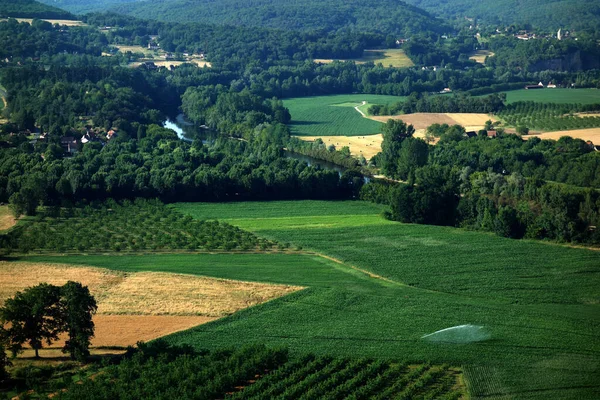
[105,0,449,36]
[0,0,74,19]
[404,0,600,32]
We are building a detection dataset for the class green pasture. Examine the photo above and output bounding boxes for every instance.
[502,88,600,104]
[283,94,403,136]
[26,200,600,399]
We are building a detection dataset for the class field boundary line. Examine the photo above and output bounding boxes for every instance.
[311,252,409,288]
[354,101,367,117]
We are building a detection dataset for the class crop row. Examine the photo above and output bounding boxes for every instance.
[230,357,463,399]
[1,198,278,254]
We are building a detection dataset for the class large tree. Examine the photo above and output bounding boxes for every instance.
[0,283,62,358]
[60,281,98,361]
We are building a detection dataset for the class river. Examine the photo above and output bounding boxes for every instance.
[164,114,364,178]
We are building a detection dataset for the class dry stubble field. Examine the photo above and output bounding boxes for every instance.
[0,206,16,231]
[368,113,496,131]
[0,262,301,348]
[297,134,383,160]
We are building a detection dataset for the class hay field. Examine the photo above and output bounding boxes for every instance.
[296,134,383,160]
[469,50,494,64]
[130,60,211,69]
[115,45,154,56]
[369,113,495,131]
[314,49,413,68]
[0,261,300,347]
[526,127,600,143]
[3,18,87,26]
[0,205,16,231]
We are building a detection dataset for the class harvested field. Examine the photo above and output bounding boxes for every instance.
[469,50,494,64]
[0,261,301,347]
[368,113,496,131]
[368,113,456,129]
[70,315,214,347]
[314,49,413,68]
[296,134,383,160]
[0,205,16,231]
[2,18,87,26]
[526,127,600,142]
[130,60,211,69]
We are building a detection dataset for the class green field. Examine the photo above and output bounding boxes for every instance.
[284,94,404,136]
[503,88,600,104]
[27,200,600,399]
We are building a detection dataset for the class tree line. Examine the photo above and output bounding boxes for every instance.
[363,120,600,244]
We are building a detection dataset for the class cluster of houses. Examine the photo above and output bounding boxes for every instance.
[525,82,558,90]
[58,127,117,154]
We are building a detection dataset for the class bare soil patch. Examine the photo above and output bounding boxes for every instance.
[296,134,383,160]
[0,206,16,231]
[0,262,301,347]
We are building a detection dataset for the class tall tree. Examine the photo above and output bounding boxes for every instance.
[0,283,62,358]
[60,281,98,361]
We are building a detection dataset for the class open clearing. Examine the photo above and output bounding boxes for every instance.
[297,134,383,160]
[368,112,496,131]
[284,94,403,136]
[1,18,87,26]
[0,261,300,347]
[29,200,600,398]
[130,60,211,69]
[0,205,16,231]
[314,48,414,68]
[469,50,494,63]
[500,88,600,104]
[526,127,600,142]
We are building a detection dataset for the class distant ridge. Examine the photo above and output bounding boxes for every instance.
[403,0,600,31]
[0,0,74,19]
[108,0,449,36]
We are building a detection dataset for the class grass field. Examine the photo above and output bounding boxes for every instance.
[314,49,414,68]
[284,94,404,136]
[502,88,600,104]
[28,200,600,398]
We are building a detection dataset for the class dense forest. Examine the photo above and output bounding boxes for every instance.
[363,120,600,244]
[0,0,73,19]
[100,0,449,37]
[404,0,600,33]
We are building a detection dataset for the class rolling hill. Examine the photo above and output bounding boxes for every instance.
[0,0,74,19]
[44,0,449,36]
[404,0,600,31]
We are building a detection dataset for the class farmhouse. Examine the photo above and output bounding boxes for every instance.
[60,136,79,154]
[525,82,544,90]
[486,130,498,138]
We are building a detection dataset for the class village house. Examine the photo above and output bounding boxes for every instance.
[60,136,79,154]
